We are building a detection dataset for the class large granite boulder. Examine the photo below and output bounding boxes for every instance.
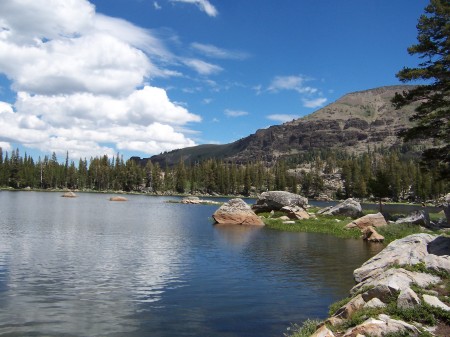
[213,198,264,226]
[252,191,308,213]
[353,233,450,282]
[351,268,440,298]
[318,198,363,218]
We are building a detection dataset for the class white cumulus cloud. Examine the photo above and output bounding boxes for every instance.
[0,0,202,158]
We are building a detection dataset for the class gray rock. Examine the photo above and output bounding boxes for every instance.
[353,233,437,282]
[397,287,421,310]
[252,191,308,213]
[364,298,386,309]
[422,294,450,311]
[361,285,396,303]
[343,314,420,337]
[351,268,441,295]
[332,294,366,319]
[395,210,430,227]
[318,198,362,218]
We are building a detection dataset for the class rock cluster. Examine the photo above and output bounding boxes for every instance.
[309,233,450,337]
[345,212,387,242]
[213,198,264,226]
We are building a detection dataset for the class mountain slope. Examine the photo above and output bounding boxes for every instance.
[140,85,419,166]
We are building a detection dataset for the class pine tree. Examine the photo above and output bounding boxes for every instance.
[392,0,450,178]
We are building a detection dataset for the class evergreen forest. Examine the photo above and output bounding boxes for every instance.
[0,146,447,202]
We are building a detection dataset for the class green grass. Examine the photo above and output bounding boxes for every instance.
[376,223,433,244]
[283,319,322,337]
[263,215,362,239]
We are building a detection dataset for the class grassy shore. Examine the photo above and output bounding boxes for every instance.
[262,209,446,244]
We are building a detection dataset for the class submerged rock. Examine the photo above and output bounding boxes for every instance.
[62,191,77,198]
[109,196,128,201]
[361,226,384,242]
[213,198,264,226]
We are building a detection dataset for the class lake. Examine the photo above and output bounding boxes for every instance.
[0,191,383,337]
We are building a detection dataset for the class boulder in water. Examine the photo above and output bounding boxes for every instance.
[213,198,264,226]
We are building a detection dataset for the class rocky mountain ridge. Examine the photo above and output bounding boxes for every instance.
[138,85,419,167]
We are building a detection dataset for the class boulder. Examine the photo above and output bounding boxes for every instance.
[110,196,128,201]
[353,233,440,282]
[317,198,362,218]
[213,198,264,226]
[252,191,308,213]
[395,210,430,227]
[364,298,386,309]
[361,285,396,303]
[332,294,366,319]
[310,325,335,337]
[343,314,420,337]
[345,212,387,230]
[351,268,441,295]
[361,226,384,242]
[397,287,421,310]
[280,206,310,220]
[422,294,450,311]
[62,191,77,198]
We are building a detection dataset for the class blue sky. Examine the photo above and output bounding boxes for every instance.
[0,0,428,161]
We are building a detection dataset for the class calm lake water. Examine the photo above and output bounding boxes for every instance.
[0,191,383,337]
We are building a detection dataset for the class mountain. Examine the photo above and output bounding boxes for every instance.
[136,85,419,167]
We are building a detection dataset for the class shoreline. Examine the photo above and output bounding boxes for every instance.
[0,187,441,207]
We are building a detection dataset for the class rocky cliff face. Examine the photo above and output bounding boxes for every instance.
[145,85,419,166]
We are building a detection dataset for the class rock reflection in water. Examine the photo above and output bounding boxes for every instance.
[214,224,263,250]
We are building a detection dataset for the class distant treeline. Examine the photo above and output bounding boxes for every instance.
[0,147,447,201]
